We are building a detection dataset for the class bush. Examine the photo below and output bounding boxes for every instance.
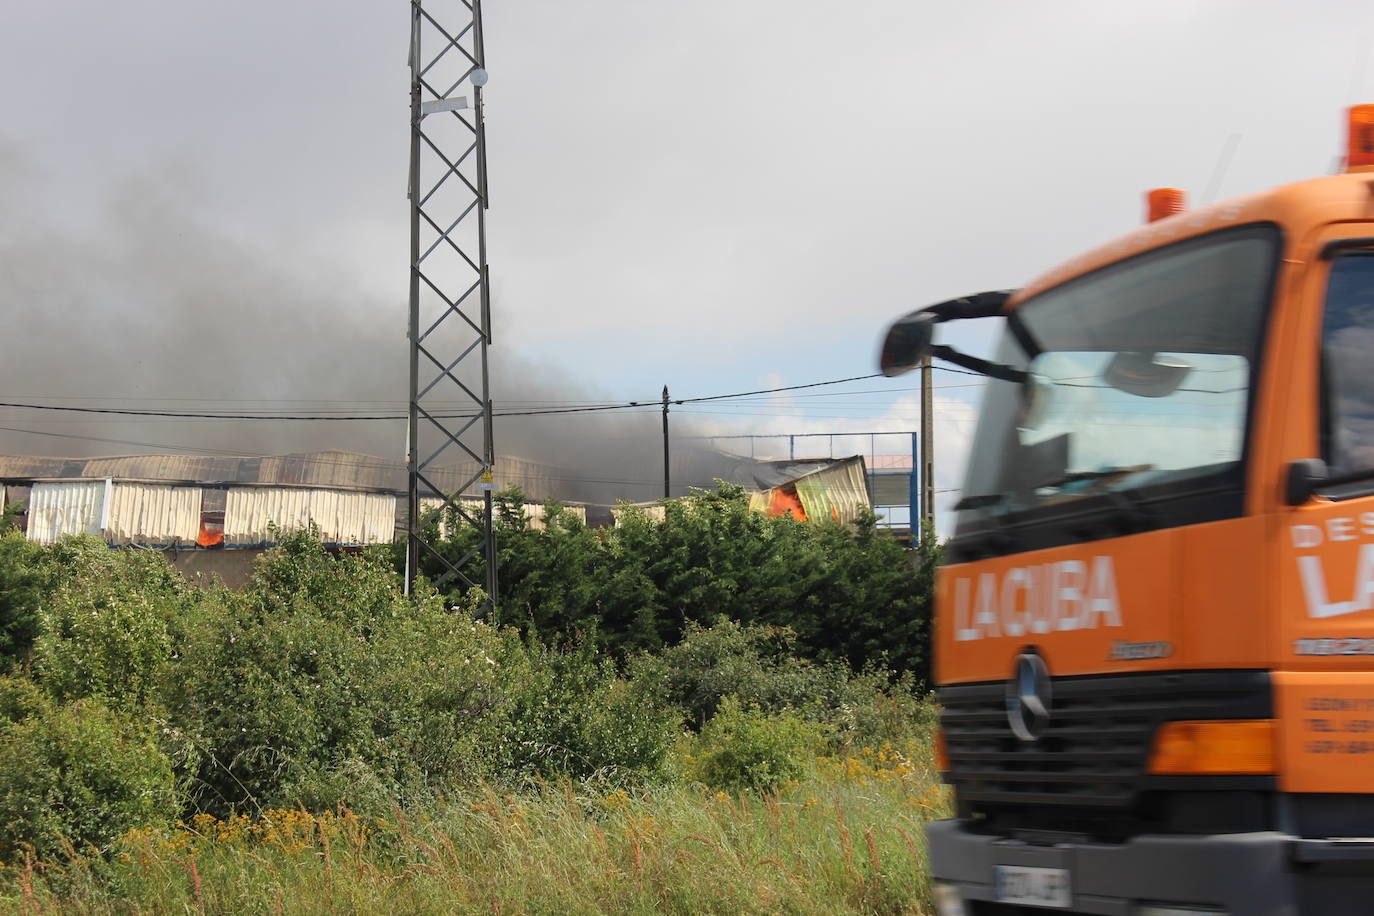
[690,697,821,792]
[166,530,681,815]
[0,501,20,535]
[819,668,940,759]
[417,484,938,679]
[0,697,177,858]
[505,643,679,781]
[0,531,59,668]
[489,497,610,643]
[165,533,524,813]
[0,675,46,724]
[628,618,847,727]
[632,619,939,761]
[33,547,198,710]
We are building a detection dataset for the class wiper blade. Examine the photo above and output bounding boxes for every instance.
[953,492,1005,511]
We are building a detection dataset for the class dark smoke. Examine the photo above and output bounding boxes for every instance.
[0,142,742,507]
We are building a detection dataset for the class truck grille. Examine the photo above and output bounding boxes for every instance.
[939,670,1271,808]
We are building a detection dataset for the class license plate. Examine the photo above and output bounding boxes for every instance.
[994,865,1072,908]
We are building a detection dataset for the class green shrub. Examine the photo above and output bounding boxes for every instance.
[690,697,821,793]
[490,495,610,642]
[0,531,59,668]
[628,619,850,727]
[167,530,661,814]
[630,619,939,769]
[505,643,679,781]
[821,668,940,755]
[0,501,20,535]
[168,541,510,813]
[0,675,46,724]
[417,484,938,679]
[32,547,198,711]
[0,698,177,858]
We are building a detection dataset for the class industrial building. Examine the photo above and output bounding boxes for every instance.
[0,451,580,585]
[0,448,877,585]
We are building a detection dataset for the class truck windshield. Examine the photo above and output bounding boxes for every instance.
[956,225,1279,541]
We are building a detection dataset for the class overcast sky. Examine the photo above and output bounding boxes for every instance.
[3,0,1372,521]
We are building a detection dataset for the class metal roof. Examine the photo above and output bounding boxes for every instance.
[0,450,567,500]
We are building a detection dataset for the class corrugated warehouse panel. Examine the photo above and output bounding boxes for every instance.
[611,503,667,525]
[27,481,106,545]
[748,487,807,520]
[793,456,871,525]
[430,456,565,502]
[224,487,398,547]
[419,498,586,535]
[104,483,203,547]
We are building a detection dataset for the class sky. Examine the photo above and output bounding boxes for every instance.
[2,0,1373,526]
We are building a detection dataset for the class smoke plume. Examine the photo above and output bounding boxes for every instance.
[0,141,734,507]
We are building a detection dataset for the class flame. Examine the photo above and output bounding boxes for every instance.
[766,486,807,521]
[197,521,224,547]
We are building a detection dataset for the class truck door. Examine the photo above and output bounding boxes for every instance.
[1274,228,1374,794]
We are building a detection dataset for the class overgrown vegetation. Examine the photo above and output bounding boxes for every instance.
[0,485,942,911]
[2,768,950,914]
[416,484,937,678]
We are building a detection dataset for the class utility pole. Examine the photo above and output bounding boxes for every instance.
[919,352,935,537]
[662,384,671,499]
[908,431,919,542]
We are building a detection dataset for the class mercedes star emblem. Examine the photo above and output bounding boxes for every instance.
[1006,652,1051,742]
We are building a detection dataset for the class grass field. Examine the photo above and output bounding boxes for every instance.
[0,745,949,915]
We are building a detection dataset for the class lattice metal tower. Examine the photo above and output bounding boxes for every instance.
[405,0,497,604]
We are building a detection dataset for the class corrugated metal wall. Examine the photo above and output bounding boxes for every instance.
[793,457,871,525]
[104,483,202,547]
[419,498,586,536]
[26,481,205,546]
[26,481,107,545]
[611,503,668,525]
[224,487,398,547]
[618,458,873,528]
[16,481,593,549]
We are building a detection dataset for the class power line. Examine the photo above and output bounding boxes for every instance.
[0,384,985,423]
[0,373,893,422]
[678,373,882,403]
[0,379,985,408]
[0,426,247,456]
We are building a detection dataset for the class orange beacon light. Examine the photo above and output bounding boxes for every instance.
[1145,187,1187,223]
[1346,104,1374,171]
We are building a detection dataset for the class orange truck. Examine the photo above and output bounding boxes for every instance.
[880,107,1374,916]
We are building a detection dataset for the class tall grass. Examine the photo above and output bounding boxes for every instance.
[0,749,949,915]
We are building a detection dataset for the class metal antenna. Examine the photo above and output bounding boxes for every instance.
[1200,133,1241,206]
[406,0,497,610]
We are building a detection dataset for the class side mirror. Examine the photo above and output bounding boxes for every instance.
[1286,458,1328,506]
[880,311,938,377]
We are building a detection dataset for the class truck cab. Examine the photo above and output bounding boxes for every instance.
[882,108,1374,915]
